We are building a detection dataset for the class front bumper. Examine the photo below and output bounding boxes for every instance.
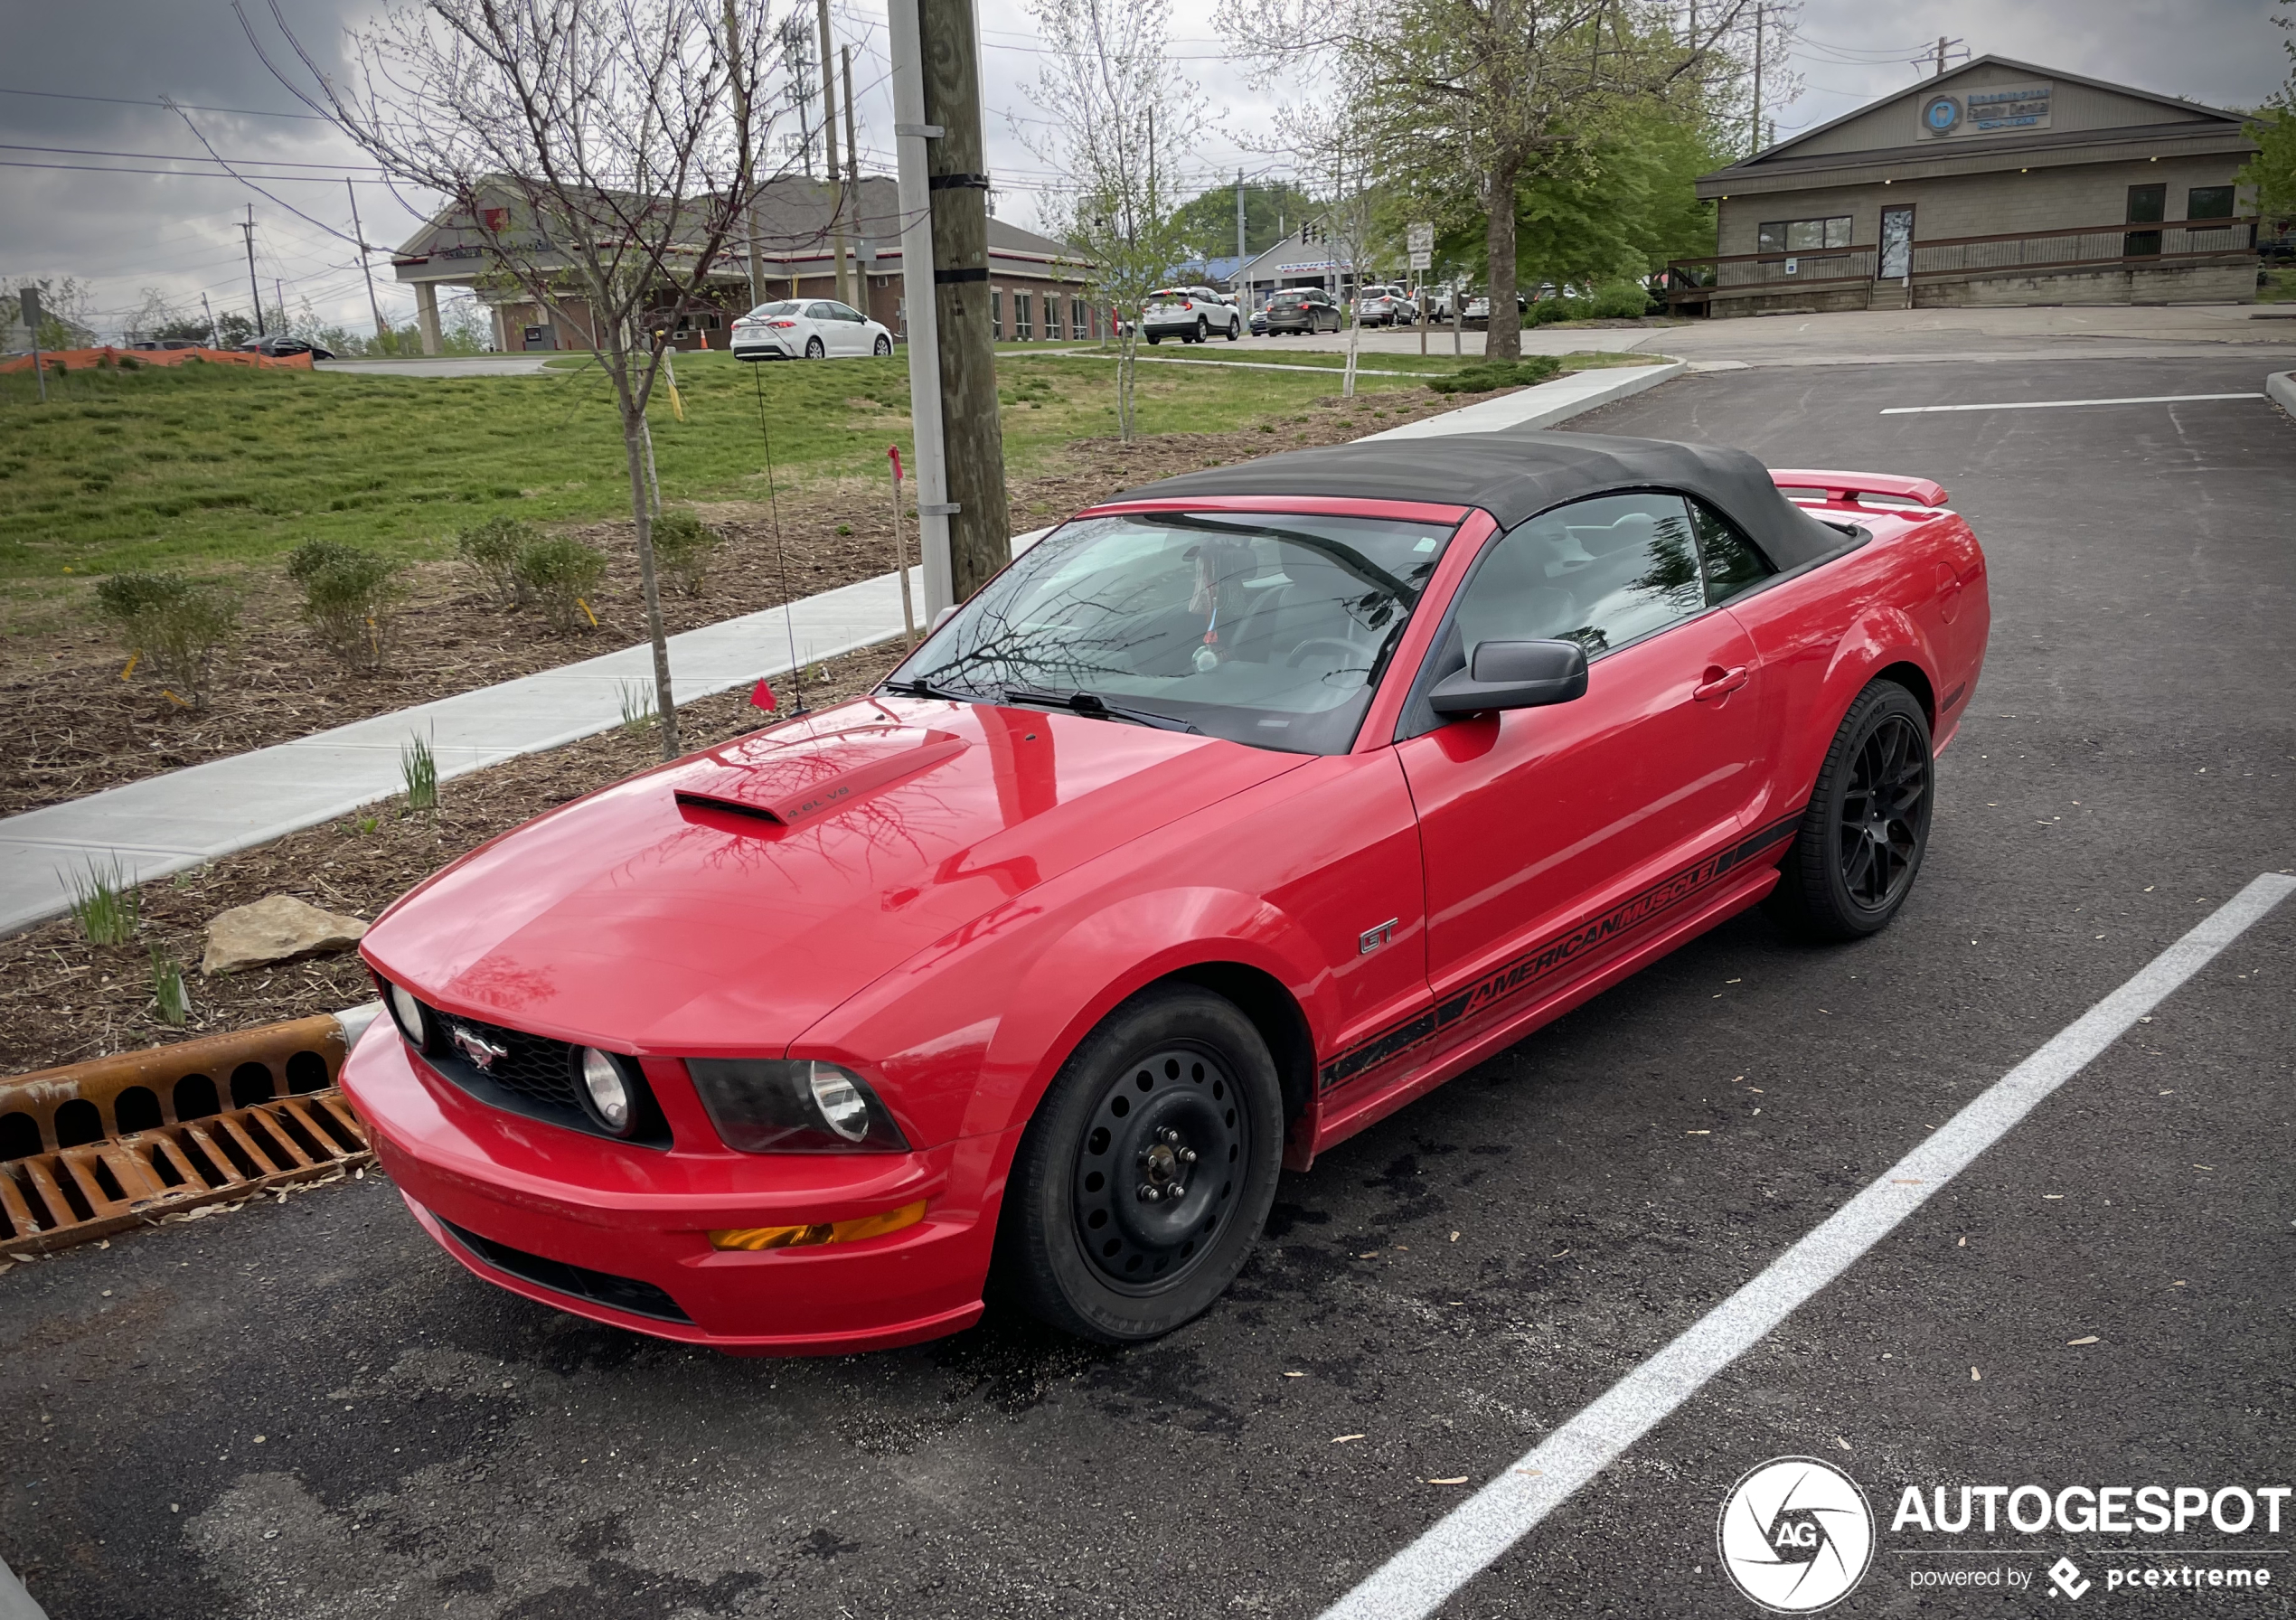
[342,1019,1005,1354]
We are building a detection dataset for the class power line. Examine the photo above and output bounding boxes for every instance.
[0,140,385,173]
[0,84,332,120]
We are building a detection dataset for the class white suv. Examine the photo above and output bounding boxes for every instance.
[1141,287,1241,344]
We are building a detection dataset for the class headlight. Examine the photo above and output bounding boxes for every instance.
[576,1047,637,1135]
[382,978,429,1050]
[685,1059,909,1153]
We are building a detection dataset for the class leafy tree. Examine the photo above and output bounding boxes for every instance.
[1515,98,1727,290]
[1168,179,1324,262]
[2243,2,2296,227]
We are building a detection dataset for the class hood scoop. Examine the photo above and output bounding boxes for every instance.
[673,726,968,831]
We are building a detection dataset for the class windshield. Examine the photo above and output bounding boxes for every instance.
[889,510,1457,754]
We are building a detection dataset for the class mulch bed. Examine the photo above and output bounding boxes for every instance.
[0,639,912,1077]
[0,382,1521,817]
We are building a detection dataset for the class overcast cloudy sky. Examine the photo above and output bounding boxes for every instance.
[1,0,2282,339]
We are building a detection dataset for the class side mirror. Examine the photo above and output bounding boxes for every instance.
[1428,639,1588,716]
[930,604,960,632]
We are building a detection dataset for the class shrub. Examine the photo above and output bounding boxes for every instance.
[1593,279,1653,319]
[513,535,608,633]
[647,510,723,598]
[287,538,407,669]
[456,515,538,608]
[92,569,241,707]
[1426,356,1563,395]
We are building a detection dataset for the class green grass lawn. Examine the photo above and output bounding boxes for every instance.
[0,349,1431,595]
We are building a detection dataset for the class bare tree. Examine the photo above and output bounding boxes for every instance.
[1017,0,1206,440]
[1227,0,1753,360]
[252,0,788,758]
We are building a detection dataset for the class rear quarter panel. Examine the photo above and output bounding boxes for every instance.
[1726,508,1988,826]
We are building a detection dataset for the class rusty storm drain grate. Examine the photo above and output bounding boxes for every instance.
[0,1008,380,1258]
[0,1091,372,1255]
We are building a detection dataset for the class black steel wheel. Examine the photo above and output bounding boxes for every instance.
[997,986,1283,1342]
[1767,680,1934,940]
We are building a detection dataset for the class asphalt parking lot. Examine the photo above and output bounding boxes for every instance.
[5,351,2292,1620]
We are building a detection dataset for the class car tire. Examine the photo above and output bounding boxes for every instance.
[997,985,1284,1344]
[1227,320,1240,342]
[873,334,892,356]
[1147,333,1162,344]
[1194,317,1208,343]
[805,335,825,359]
[1766,680,1934,941]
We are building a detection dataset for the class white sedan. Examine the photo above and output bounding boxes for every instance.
[730,298,894,361]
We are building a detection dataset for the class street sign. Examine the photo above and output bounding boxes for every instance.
[1406,221,1434,256]
[1408,250,1432,271]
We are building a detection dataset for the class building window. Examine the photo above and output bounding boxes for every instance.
[1015,290,1033,340]
[2186,185,2235,221]
[1756,216,1854,254]
[1072,297,1088,340]
[992,287,1003,340]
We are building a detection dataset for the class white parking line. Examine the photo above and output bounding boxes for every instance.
[1878,391,2264,415]
[1317,872,2296,1620]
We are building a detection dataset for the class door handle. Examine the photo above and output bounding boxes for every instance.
[1693,664,1750,702]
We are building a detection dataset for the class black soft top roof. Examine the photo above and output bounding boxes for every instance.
[1115,429,1850,570]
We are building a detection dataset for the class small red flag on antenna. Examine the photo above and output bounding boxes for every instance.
[749,678,776,711]
[889,444,903,483]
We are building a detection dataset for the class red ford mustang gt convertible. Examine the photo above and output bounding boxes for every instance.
[346,432,1988,1353]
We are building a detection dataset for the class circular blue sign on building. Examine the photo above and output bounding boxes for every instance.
[1923,95,1962,134]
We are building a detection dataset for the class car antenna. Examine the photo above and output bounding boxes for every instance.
[750,359,808,717]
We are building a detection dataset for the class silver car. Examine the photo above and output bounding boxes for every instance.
[1354,285,1418,326]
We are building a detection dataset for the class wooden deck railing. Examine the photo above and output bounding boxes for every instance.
[1665,217,2259,307]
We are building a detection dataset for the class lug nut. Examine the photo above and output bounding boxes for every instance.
[1180,1148,1197,1163]
[1139,1183,1161,1202]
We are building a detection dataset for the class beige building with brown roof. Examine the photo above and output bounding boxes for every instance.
[1675,57,2262,317]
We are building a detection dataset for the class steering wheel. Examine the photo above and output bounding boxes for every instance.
[1284,636,1362,669]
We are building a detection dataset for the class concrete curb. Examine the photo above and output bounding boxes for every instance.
[1354,362,1689,441]
[2268,371,2296,416]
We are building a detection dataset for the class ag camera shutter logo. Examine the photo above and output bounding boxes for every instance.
[1717,1456,1877,1613]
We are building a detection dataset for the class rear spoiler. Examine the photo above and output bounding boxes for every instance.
[1770,468,1950,508]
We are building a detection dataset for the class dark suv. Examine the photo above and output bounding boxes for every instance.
[1262,288,1341,334]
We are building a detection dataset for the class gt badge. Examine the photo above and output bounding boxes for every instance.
[1359,918,1397,956]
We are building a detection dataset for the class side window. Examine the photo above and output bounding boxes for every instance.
[1453,493,1706,658]
[1686,499,1775,605]
[832,302,866,322]
[805,301,836,320]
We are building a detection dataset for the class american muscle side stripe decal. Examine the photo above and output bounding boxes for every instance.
[1318,813,1803,1092]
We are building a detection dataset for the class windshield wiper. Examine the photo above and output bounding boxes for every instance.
[999,686,1200,733]
[882,675,977,702]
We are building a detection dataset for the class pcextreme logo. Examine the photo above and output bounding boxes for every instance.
[1717,1456,1877,1613]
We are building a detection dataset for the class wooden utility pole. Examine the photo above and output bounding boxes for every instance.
[347,182,388,341]
[816,0,851,307]
[724,0,764,308]
[240,207,266,336]
[842,42,863,294]
[917,0,1010,599]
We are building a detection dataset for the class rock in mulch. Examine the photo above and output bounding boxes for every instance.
[202,894,370,977]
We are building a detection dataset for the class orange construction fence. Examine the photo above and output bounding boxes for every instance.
[0,345,315,374]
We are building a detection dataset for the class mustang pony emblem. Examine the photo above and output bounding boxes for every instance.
[450,1025,509,1071]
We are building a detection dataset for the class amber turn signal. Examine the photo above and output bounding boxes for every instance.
[708,1199,928,1252]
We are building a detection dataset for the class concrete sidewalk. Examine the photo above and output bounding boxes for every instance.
[0,360,1684,937]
